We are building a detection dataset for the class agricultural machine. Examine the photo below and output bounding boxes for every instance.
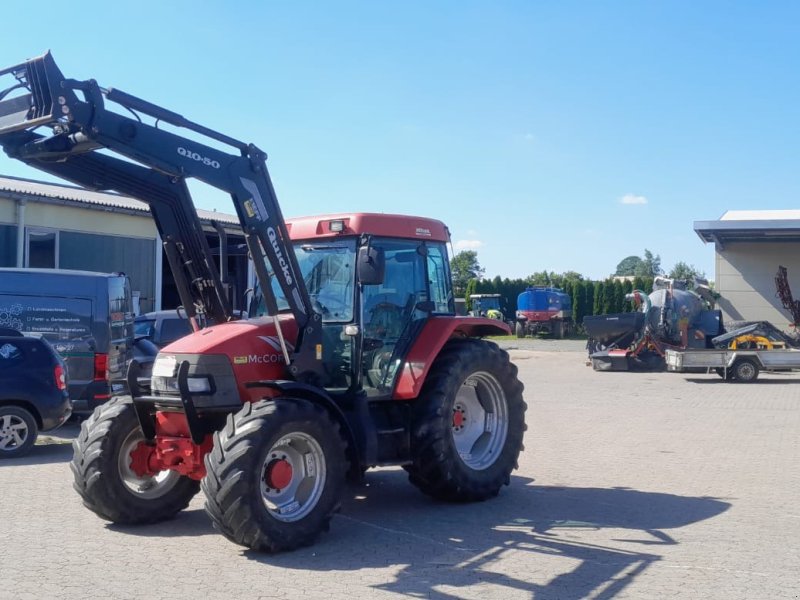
[0,53,526,552]
[584,277,722,371]
[584,275,800,372]
[515,287,572,339]
[468,293,506,320]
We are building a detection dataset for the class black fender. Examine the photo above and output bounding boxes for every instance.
[245,380,367,472]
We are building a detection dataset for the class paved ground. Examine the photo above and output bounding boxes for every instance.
[2,343,799,599]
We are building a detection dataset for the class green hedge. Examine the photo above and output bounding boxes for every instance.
[463,275,654,333]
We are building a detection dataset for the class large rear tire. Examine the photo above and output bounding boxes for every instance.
[70,396,200,524]
[202,398,347,552]
[406,339,526,502]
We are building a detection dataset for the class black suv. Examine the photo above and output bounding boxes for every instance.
[0,328,71,458]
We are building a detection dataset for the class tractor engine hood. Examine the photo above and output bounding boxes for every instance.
[162,315,299,356]
[159,315,299,402]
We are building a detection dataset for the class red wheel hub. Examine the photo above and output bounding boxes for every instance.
[265,459,293,490]
[452,408,465,429]
[129,440,158,478]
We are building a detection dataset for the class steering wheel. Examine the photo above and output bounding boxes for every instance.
[366,302,405,339]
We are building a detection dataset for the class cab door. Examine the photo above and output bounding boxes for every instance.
[360,240,429,397]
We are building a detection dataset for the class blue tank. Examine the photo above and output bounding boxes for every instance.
[517,287,572,314]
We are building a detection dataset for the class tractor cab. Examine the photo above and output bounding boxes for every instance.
[469,294,505,320]
[251,214,455,397]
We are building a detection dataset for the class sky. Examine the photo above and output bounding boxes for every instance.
[1,1,798,281]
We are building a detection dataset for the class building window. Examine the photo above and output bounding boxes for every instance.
[0,224,17,267]
[25,228,58,268]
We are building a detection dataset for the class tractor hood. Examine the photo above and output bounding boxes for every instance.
[162,315,299,356]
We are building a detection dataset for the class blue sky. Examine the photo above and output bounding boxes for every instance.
[1,1,798,280]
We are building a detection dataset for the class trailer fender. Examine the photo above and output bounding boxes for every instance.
[726,352,765,369]
[393,316,509,400]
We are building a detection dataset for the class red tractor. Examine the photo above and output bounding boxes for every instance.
[0,54,526,551]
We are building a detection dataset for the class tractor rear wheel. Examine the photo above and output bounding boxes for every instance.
[202,398,347,552]
[70,396,200,524]
[406,339,526,502]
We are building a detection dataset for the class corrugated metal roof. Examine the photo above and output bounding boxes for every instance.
[0,175,240,226]
[695,214,800,246]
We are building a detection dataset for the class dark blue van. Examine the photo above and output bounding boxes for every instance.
[0,269,135,413]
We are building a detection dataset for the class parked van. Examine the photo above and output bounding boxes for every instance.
[0,268,134,413]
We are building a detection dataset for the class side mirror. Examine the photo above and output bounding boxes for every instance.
[416,300,435,313]
[358,246,385,285]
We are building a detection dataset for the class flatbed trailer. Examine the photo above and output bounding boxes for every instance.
[665,347,800,382]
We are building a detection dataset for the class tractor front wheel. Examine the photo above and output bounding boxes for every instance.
[70,396,200,524]
[406,339,526,502]
[515,322,526,338]
[202,398,347,552]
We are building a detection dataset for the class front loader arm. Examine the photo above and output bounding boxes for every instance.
[0,52,322,382]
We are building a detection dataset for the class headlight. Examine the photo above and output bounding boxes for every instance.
[187,376,212,393]
[152,376,179,393]
[152,355,177,377]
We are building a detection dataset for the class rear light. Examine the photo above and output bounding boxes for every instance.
[54,365,67,391]
[94,353,109,381]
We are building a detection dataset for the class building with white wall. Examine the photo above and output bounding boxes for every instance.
[695,210,800,329]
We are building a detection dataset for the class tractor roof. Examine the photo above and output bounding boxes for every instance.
[286,213,450,243]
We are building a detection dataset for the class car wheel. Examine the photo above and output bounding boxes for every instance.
[0,405,38,458]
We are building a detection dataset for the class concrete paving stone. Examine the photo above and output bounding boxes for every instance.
[1,346,799,598]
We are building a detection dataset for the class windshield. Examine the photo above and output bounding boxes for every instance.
[476,297,501,310]
[256,240,357,322]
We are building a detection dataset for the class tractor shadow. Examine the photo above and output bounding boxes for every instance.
[246,469,731,599]
[683,377,797,385]
[108,505,217,538]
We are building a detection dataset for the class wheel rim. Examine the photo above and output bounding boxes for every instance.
[737,363,756,380]
[451,371,509,470]
[0,414,29,451]
[260,432,327,523]
[117,430,181,499]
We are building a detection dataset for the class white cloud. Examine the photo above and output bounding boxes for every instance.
[454,239,485,250]
[619,193,648,205]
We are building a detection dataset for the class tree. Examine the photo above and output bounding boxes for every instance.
[561,271,584,283]
[610,280,625,313]
[635,249,662,278]
[594,281,606,316]
[464,278,478,311]
[584,281,596,319]
[527,270,552,286]
[615,255,645,276]
[450,251,484,296]
[668,261,705,281]
[572,281,586,329]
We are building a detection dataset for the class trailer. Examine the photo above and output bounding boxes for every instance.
[515,287,572,339]
[665,346,800,382]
